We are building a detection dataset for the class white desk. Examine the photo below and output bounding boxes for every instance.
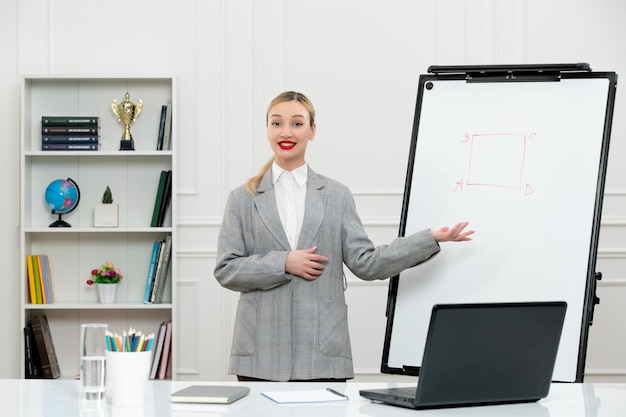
[1,379,624,417]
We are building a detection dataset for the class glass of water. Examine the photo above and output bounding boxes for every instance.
[80,323,108,401]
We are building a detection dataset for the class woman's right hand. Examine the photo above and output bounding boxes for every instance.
[285,247,329,280]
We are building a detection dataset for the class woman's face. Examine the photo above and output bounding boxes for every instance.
[267,100,316,171]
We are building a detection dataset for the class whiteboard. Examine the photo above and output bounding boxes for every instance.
[382,69,617,383]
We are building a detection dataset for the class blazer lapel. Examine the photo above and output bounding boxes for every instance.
[297,168,327,249]
[254,172,291,250]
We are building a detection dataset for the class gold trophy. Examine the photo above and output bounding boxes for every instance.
[111,92,143,150]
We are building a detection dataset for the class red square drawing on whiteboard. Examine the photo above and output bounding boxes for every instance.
[466,133,526,189]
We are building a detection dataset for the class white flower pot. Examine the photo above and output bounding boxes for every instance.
[96,283,119,303]
[94,204,119,228]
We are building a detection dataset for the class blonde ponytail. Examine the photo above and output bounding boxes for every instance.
[246,156,274,193]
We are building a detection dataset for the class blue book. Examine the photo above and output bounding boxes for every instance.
[143,241,162,303]
[40,255,54,304]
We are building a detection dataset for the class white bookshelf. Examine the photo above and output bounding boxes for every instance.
[19,76,177,379]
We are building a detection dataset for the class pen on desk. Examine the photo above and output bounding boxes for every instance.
[326,387,349,400]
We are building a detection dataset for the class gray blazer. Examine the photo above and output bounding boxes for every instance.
[214,167,440,381]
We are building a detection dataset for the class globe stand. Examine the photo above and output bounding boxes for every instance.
[49,213,71,227]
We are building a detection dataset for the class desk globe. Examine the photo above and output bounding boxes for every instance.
[45,178,80,227]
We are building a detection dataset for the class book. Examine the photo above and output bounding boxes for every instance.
[41,116,99,126]
[143,241,162,303]
[150,170,168,227]
[42,135,99,143]
[156,104,167,150]
[42,143,98,151]
[42,126,98,135]
[157,170,172,227]
[39,255,54,304]
[158,320,173,379]
[26,256,36,304]
[30,256,43,304]
[152,234,172,304]
[149,321,168,380]
[24,323,43,379]
[162,99,173,151]
[35,255,47,304]
[171,386,250,404]
[30,315,61,378]
[149,239,167,303]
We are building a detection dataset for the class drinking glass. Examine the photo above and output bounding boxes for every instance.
[80,323,108,400]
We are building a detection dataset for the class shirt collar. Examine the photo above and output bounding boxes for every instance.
[272,162,308,187]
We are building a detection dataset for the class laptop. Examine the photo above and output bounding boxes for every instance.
[360,301,567,409]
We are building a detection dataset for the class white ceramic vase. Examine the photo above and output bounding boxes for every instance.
[94,204,119,228]
[96,283,119,303]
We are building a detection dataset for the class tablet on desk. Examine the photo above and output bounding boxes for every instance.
[170,385,250,404]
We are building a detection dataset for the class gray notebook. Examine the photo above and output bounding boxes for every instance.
[360,301,567,410]
[170,385,250,404]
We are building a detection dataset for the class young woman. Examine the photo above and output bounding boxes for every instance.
[214,91,474,382]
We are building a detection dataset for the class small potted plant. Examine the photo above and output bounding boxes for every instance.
[87,262,123,303]
[94,185,119,227]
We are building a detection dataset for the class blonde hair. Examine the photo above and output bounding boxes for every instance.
[246,91,316,193]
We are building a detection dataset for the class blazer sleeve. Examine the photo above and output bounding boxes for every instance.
[340,187,441,281]
[214,189,292,292]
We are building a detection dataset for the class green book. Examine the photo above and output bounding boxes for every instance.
[150,170,168,227]
[31,256,43,304]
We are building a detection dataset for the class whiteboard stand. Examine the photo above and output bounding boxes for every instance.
[381,63,617,383]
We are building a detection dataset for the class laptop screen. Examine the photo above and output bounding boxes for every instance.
[414,301,567,408]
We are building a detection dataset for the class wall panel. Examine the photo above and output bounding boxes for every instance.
[3,0,625,381]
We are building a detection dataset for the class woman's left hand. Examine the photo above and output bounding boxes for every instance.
[430,221,474,242]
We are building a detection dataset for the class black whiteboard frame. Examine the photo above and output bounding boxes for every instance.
[380,64,617,383]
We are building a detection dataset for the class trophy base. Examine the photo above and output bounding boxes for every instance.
[119,140,135,151]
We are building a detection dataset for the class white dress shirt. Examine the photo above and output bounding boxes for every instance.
[272,162,307,249]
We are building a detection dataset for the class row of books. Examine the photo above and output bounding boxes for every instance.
[151,169,173,227]
[26,255,54,304]
[24,316,172,380]
[24,315,61,379]
[40,116,100,151]
[143,235,173,304]
[156,99,173,150]
[150,320,173,379]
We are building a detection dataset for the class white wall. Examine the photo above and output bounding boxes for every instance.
[1,0,625,381]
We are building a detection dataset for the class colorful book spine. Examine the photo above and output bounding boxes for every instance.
[149,238,167,303]
[41,116,99,126]
[162,99,173,151]
[156,104,167,150]
[42,143,98,151]
[157,170,172,227]
[24,323,42,378]
[149,321,167,379]
[31,256,43,304]
[26,256,36,304]
[152,234,173,304]
[42,135,99,144]
[42,126,98,135]
[157,321,173,379]
[35,255,47,304]
[30,315,61,379]
[151,170,168,227]
[143,241,161,303]
[40,255,54,304]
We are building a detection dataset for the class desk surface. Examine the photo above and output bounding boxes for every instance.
[1,379,624,417]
